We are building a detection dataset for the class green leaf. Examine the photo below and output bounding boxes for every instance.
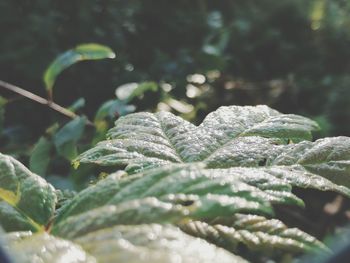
[68,98,86,113]
[4,232,96,263]
[75,106,350,190]
[29,136,53,176]
[76,105,319,170]
[205,166,350,198]
[0,96,7,132]
[53,117,87,160]
[43,43,115,96]
[0,153,56,232]
[73,224,247,263]
[94,99,136,122]
[53,198,189,239]
[3,226,246,263]
[180,214,329,255]
[55,164,277,225]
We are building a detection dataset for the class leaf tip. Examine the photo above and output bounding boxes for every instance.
[72,159,80,169]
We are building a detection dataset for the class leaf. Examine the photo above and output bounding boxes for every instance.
[43,43,115,96]
[74,106,350,190]
[3,226,246,263]
[53,198,189,239]
[4,232,96,263]
[205,166,350,198]
[53,116,87,160]
[54,164,278,225]
[53,163,346,258]
[75,105,318,170]
[272,136,350,188]
[94,99,136,122]
[0,153,56,232]
[68,98,86,113]
[29,136,53,176]
[0,96,7,133]
[74,224,248,263]
[63,105,350,260]
[115,82,158,102]
[180,214,329,255]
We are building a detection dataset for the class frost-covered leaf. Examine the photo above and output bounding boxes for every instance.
[3,232,96,263]
[204,166,350,197]
[53,198,190,239]
[180,214,329,255]
[52,163,345,258]
[74,224,248,263]
[3,226,247,263]
[0,153,56,232]
[62,105,350,260]
[75,106,350,190]
[75,105,318,171]
[272,136,350,188]
[55,164,282,224]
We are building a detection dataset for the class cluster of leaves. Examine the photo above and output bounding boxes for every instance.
[0,43,163,190]
[1,105,350,262]
[1,41,201,190]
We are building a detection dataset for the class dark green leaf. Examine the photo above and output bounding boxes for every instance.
[29,137,53,176]
[54,117,87,160]
[0,153,56,232]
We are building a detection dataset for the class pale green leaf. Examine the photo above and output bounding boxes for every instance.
[43,43,115,93]
[75,105,318,170]
[4,232,96,263]
[180,214,329,255]
[74,224,248,263]
[53,198,189,239]
[75,106,350,190]
[55,164,279,224]
[0,153,56,232]
[115,82,158,102]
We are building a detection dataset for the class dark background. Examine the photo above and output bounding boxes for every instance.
[2,0,350,140]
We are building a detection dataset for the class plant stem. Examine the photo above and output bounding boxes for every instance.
[0,79,78,119]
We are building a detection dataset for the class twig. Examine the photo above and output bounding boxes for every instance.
[0,79,79,120]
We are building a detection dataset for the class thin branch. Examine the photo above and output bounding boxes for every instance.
[0,79,80,120]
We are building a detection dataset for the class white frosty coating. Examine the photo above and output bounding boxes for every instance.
[76,105,350,191]
[5,232,96,263]
[74,224,248,263]
[77,105,318,168]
